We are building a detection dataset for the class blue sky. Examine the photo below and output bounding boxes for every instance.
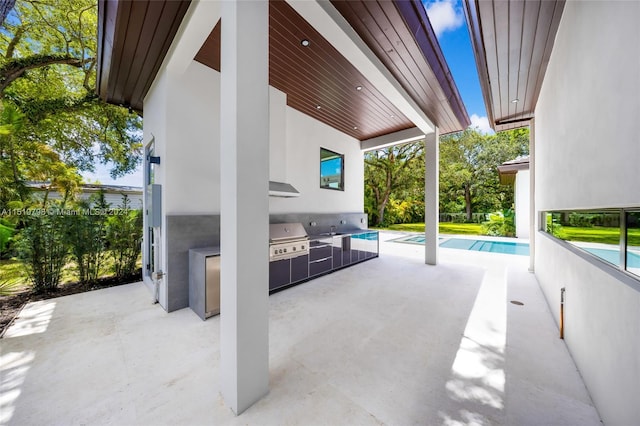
[84,0,486,187]
[422,0,491,134]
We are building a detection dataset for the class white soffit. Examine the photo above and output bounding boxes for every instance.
[361,127,427,152]
[287,0,436,136]
[165,0,221,76]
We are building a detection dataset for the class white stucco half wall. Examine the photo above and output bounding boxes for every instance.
[534,2,640,424]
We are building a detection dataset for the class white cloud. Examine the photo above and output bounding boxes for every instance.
[469,114,495,135]
[424,0,464,38]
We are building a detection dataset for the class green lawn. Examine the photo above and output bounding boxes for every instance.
[561,226,640,246]
[375,222,640,246]
[376,222,483,235]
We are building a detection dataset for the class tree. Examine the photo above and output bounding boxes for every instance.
[439,128,529,221]
[364,142,424,226]
[0,0,142,210]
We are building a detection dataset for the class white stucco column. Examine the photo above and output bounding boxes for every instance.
[219,0,269,415]
[425,129,439,265]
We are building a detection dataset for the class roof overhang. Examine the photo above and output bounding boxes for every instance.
[498,156,530,185]
[97,0,192,114]
[464,0,565,132]
[97,0,470,139]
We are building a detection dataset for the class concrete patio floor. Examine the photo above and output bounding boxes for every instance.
[1,232,601,425]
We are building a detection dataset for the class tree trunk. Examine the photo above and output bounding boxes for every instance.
[375,169,393,226]
[0,54,90,95]
[464,185,472,222]
[376,196,389,226]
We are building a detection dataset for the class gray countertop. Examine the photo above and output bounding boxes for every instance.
[189,246,221,256]
[307,229,377,240]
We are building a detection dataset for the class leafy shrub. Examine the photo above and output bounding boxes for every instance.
[65,193,109,285]
[568,213,597,228]
[0,219,15,259]
[546,213,567,240]
[16,202,69,293]
[0,279,21,296]
[107,195,143,279]
[481,209,515,237]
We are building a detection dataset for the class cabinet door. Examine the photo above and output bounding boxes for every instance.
[269,259,290,290]
[351,234,361,263]
[205,256,221,316]
[332,246,342,269]
[332,236,342,269]
[309,239,332,261]
[309,257,332,276]
[342,236,351,265]
[370,231,379,257]
[291,254,309,283]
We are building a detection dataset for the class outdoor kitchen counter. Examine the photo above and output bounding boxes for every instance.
[307,229,375,240]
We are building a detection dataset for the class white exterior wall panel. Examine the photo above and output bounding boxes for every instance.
[515,170,529,239]
[534,2,640,424]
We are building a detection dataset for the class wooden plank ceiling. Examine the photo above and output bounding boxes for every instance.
[97,0,191,113]
[464,0,565,131]
[331,0,469,135]
[99,0,470,140]
[195,1,414,141]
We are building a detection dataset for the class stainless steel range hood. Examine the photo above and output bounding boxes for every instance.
[269,181,300,198]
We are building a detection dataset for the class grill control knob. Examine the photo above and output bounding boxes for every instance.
[284,248,287,252]
[293,246,296,251]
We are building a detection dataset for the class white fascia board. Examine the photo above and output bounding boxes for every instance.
[165,0,221,76]
[286,0,435,135]
[361,127,426,152]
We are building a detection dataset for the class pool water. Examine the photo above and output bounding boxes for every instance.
[392,235,640,265]
[582,247,640,268]
[440,238,530,256]
[391,235,529,256]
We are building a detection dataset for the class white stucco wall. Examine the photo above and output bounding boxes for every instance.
[514,170,529,239]
[145,63,364,217]
[165,61,221,215]
[269,107,364,214]
[143,61,220,215]
[534,2,640,424]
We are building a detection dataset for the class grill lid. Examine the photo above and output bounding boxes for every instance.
[269,222,308,243]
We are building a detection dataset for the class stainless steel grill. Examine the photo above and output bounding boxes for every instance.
[269,223,309,261]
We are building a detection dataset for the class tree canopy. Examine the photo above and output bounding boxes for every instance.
[0,0,142,209]
[364,143,425,227]
[364,128,530,226]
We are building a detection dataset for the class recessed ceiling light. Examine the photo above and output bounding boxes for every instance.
[353,126,358,130]
[316,105,321,109]
[511,98,519,103]
[389,114,395,118]
[301,39,310,47]
[356,86,362,91]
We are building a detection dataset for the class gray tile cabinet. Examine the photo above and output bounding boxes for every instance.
[188,247,221,320]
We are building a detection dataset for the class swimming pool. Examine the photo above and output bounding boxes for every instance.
[391,235,640,265]
[390,235,530,256]
[582,247,640,268]
[440,238,530,255]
